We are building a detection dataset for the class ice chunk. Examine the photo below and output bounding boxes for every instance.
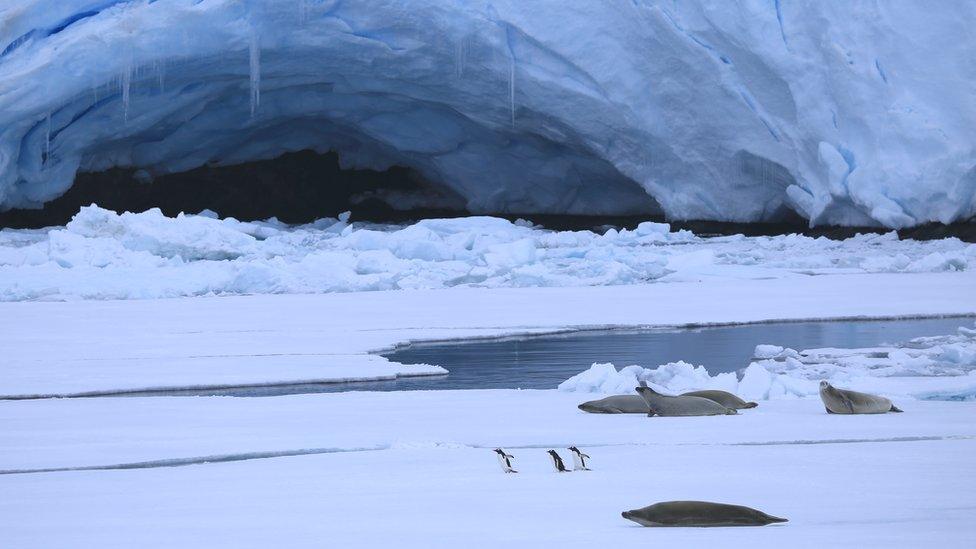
[635,221,670,237]
[754,345,785,359]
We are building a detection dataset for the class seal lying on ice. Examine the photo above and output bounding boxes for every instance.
[635,386,737,416]
[622,501,788,527]
[819,381,903,414]
[577,387,754,414]
[577,395,648,414]
[680,390,758,409]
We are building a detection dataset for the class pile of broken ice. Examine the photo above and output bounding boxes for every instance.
[1,206,974,301]
[559,323,976,401]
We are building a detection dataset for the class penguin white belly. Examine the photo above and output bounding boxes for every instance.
[495,453,515,473]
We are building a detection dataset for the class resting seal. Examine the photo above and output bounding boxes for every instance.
[577,395,648,414]
[680,390,758,409]
[635,386,737,416]
[578,389,756,414]
[622,501,787,527]
[819,381,903,414]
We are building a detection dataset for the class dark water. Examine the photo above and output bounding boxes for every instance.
[120,316,971,397]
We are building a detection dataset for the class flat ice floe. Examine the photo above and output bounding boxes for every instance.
[1,206,974,301]
[2,273,975,397]
[2,392,975,547]
[559,322,976,402]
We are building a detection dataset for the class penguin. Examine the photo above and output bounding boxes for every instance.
[547,449,569,473]
[567,446,591,471]
[493,448,517,473]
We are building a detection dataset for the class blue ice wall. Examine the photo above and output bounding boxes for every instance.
[1,1,974,227]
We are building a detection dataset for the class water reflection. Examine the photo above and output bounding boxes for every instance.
[380,317,969,391]
[152,316,970,396]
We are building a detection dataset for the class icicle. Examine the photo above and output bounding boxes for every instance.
[249,33,261,116]
[121,64,132,123]
[455,38,465,79]
[509,56,516,128]
[44,111,51,163]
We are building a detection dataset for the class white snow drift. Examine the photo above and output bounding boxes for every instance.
[559,322,976,401]
[1,1,975,227]
[1,206,975,300]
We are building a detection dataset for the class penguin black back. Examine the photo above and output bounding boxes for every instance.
[547,449,568,472]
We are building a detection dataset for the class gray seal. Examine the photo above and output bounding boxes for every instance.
[577,395,648,414]
[680,390,758,409]
[578,390,756,414]
[635,386,737,416]
[622,501,788,527]
[819,381,903,414]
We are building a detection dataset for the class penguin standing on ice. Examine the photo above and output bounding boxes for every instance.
[567,446,591,471]
[547,450,569,473]
[493,448,517,473]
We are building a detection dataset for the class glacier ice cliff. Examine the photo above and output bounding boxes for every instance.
[0,0,974,227]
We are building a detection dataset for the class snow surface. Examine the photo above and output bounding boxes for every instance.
[2,1,975,227]
[2,393,975,547]
[2,206,975,301]
[2,244,976,545]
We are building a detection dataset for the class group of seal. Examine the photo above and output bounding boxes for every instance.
[579,381,903,417]
[578,383,757,416]
[494,447,591,473]
[622,501,787,527]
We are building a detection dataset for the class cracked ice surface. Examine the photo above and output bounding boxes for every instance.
[1,205,975,301]
[1,1,975,227]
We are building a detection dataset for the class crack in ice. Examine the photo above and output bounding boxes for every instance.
[5,435,970,476]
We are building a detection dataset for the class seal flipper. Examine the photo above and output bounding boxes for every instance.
[843,396,855,414]
[825,406,835,414]
[635,385,658,417]
[743,401,759,408]
[890,404,904,413]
